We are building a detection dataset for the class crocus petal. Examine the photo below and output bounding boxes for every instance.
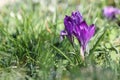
[64,16,74,43]
[88,24,95,41]
[72,11,83,25]
[64,16,74,35]
[103,6,120,19]
[117,10,120,14]
[78,21,89,45]
[73,21,88,38]
[60,30,67,41]
[60,30,67,36]
[103,6,116,18]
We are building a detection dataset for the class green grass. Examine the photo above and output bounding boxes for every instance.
[0,0,120,80]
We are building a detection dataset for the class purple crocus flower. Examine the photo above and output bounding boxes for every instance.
[60,11,95,60]
[103,6,120,19]
[73,21,95,59]
[60,11,83,44]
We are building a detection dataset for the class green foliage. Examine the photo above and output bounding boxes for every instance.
[0,0,120,80]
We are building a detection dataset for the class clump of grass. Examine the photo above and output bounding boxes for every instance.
[0,0,120,80]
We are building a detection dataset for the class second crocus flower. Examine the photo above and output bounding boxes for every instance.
[103,6,120,19]
[73,21,95,59]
